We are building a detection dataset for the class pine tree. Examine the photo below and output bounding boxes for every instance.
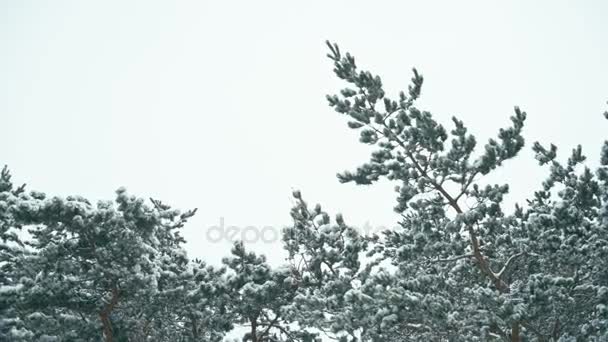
[283,191,373,341]
[0,168,235,341]
[223,241,317,342]
[0,166,30,340]
[1,40,607,342]
[282,42,608,341]
[123,257,232,341]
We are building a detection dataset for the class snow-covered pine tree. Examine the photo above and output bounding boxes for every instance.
[175,258,233,341]
[114,253,232,341]
[0,168,235,341]
[0,166,29,340]
[2,41,607,342]
[282,191,375,341]
[282,42,608,341]
[9,188,198,341]
[222,241,317,342]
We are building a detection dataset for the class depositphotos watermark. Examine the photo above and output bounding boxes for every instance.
[205,217,391,244]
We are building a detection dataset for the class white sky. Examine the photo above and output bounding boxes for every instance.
[1,1,607,266]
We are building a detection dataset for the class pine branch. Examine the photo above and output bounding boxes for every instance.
[496,252,526,279]
[428,254,475,263]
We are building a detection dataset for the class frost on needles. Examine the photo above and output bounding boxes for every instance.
[289,41,607,341]
[1,42,607,341]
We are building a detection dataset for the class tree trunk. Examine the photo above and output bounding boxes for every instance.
[191,315,199,339]
[251,318,258,342]
[100,286,119,342]
[511,323,520,342]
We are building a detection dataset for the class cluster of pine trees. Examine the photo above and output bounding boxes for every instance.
[1,42,607,341]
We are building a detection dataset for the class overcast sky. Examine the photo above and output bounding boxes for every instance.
[1,1,607,266]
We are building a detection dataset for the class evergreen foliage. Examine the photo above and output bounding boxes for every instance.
[281,41,607,341]
[1,42,606,341]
